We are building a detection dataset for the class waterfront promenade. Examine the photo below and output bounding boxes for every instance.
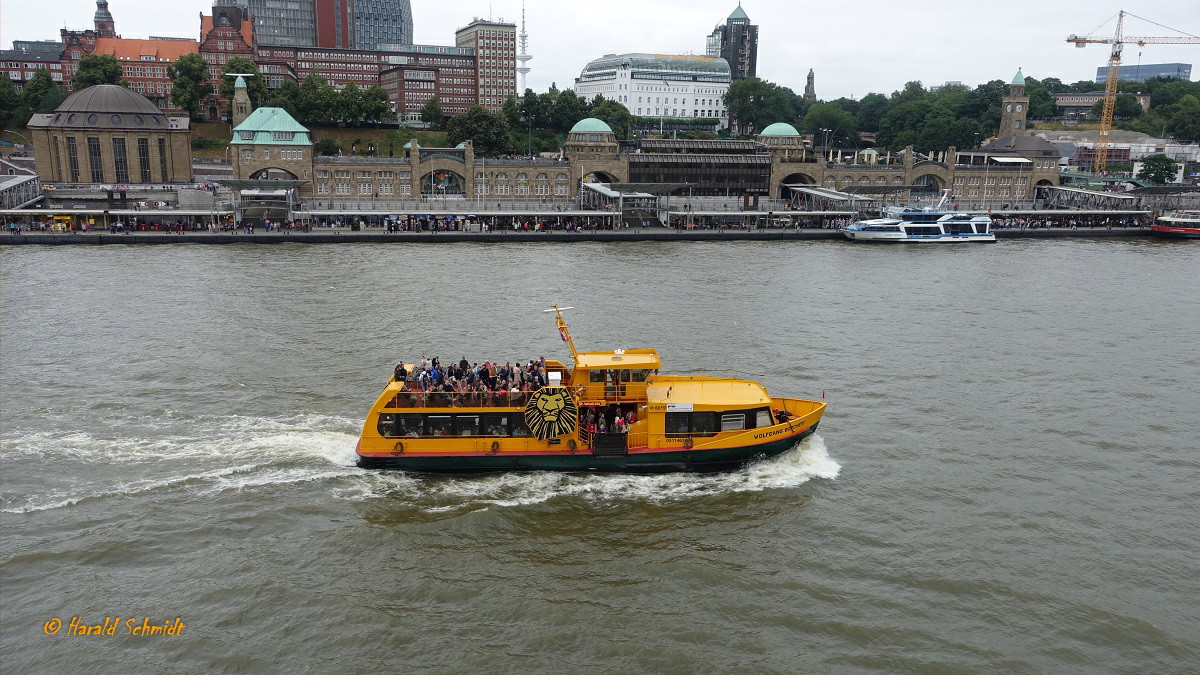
[1,225,1153,245]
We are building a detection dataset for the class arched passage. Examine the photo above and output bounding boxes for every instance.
[584,170,618,184]
[420,170,465,197]
[911,173,945,195]
[250,167,299,180]
[779,172,817,199]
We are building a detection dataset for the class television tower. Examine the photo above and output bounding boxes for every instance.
[516,1,532,94]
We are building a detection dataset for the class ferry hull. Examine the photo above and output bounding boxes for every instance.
[357,425,817,473]
[1151,224,1200,239]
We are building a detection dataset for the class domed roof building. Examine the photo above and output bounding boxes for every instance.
[27,84,193,184]
[569,118,615,135]
[759,122,800,137]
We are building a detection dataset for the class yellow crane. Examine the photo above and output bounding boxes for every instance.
[1067,10,1200,172]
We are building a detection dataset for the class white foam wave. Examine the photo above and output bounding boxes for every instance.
[339,435,841,511]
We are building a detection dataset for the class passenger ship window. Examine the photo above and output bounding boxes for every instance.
[665,413,690,437]
[453,415,479,436]
[427,416,453,436]
[721,413,746,431]
[754,409,773,428]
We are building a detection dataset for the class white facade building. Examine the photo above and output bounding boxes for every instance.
[574,53,731,129]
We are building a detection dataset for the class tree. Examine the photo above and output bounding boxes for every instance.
[297,72,334,124]
[217,57,267,108]
[313,137,342,156]
[590,99,632,139]
[0,75,20,126]
[360,84,392,124]
[337,80,363,123]
[21,68,68,114]
[269,78,301,117]
[801,102,857,147]
[1137,154,1179,184]
[420,96,445,129]
[72,54,124,89]
[1167,95,1200,142]
[446,105,510,156]
[501,95,522,128]
[551,89,585,133]
[1090,94,1145,119]
[724,77,798,135]
[167,53,212,119]
[855,93,889,133]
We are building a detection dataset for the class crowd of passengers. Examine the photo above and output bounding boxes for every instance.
[389,356,554,407]
[989,215,1151,229]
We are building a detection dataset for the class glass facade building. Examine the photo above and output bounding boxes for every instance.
[355,0,412,50]
[231,0,316,48]
[1095,63,1192,83]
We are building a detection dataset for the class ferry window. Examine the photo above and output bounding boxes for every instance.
[377,413,397,437]
[754,409,773,428]
[721,413,746,431]
[481,414,509,436]
[589,370,605,383]
[394,414,422,437]
[631,369,651,382]
[620,369,631,382]
[691,412,716,435]
[427,415,452,436]
[665,413,690,437]
[453,415,479,436]
[511,415,531,437]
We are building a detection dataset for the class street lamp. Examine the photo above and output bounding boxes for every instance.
[820,128,832,161]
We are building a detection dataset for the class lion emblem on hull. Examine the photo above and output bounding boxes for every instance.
[524,387,578,441]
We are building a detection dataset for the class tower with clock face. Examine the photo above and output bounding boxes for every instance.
[1000,68,1031,136]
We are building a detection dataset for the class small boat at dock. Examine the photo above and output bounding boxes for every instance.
[356,307,827,473]
[1151,211,1200,239]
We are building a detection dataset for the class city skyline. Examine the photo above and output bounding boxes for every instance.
[4,0,1197,101]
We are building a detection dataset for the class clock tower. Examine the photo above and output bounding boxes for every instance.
[1000,68,1030,136]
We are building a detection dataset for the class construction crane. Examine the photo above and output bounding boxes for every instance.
[1067,10,1200,172]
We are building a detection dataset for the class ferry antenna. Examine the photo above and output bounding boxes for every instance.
[544,306,579,362]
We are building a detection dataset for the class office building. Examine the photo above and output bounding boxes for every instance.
[455,19,516,111]
[379,45,478,121]
[228,0,316,48]
[1095,63,1191,83]
[706,3,757,81]
[314,0,412,50]
[575,53,731,128]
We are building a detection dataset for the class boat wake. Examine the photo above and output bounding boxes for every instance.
[3,413,839,514]
[335,434,841,511]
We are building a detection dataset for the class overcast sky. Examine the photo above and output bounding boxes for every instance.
[7,0,1198,98]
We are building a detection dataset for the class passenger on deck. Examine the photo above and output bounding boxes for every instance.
[394,363,408,382]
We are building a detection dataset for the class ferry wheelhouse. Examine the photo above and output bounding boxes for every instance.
[356,307,827,473]
[1151,211,1200,239]
[840,210,995,243]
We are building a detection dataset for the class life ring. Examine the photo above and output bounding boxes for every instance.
[683,437,694,449]
[568,439,578,454]
[490,440,501,454]
[559,327,568,343]
[391,441,405,456]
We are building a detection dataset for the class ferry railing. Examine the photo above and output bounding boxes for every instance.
[626,431,649,451]
[574,381,650,402]
[384,390,532,409]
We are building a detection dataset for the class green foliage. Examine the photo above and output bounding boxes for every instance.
[72,54,124,89]
[0,75,20,126]
[361,84,392,124]
[501,95,521,128]
[1137,154,1179,184]
[268,78,301,117]
[167,53,212,119]
[589,99,631,139]
[298,73,335,125]
[337,81,363,123]
[22,68,68,114]
[446,105,510,156]
[217,57,267,108]
[724,77,800,134]
[190,137,225,151]
[313,137,343,156]
[1090,94,1145,119]
[801,103,857,147]
[420,96,445,129]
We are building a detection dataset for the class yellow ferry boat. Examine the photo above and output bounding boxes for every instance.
[355,307,827,472]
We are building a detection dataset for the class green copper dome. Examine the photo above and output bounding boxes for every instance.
[1012,68,1025,86]
[569,117,614,134]
[759,122,801,137]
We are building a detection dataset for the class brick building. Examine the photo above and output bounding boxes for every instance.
[454,19,517,111]
[379,45,478,121]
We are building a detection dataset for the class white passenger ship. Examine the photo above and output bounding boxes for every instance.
[840,193,995,243]
[839,210,995,242]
